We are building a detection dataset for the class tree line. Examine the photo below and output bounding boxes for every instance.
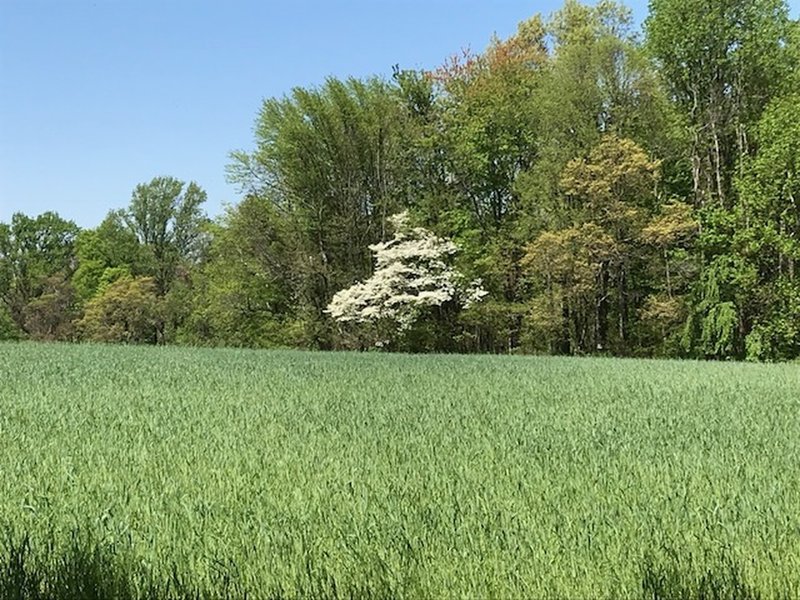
[2,0,798,360]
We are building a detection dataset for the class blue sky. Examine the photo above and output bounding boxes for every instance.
[0,1,796,228]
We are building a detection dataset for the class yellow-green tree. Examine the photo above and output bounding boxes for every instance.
[78,276,163,344]
[524,135,667,354]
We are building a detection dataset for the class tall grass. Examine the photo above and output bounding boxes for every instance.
[1,342,798,598]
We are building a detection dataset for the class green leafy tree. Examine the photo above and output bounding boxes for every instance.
[523,135,664,354]
[0,304,21,341]
[120,177,208,295]
[646,0,793,207]
[682,254,755,359]
[560,135,664,350]
[426,18,554,349]
[72,212,147,300]
[734,82,800,359]
[77,276,163,344]
[519,0,675,231]
[228,77,412,346]
[431,16,547,231]
[183,196,303,348]
[523,223,619,354]
[639,201,699,351]
[22,275,78,341]
[0,212,79,335]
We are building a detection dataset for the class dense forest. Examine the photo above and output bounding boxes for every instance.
[2,0,798,360]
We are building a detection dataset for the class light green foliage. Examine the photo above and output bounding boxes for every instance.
[639,201,699,350]
[523,135,669,354]
[72,213,146,301]
[519,0,670,224]
[121,177,209,295]
[1,343,799,597]
[647,0,792,205]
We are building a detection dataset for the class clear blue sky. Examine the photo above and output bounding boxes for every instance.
[0,1,796,228]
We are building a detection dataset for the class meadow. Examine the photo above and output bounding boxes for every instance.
[0,342,799,598]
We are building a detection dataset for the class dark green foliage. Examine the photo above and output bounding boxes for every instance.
[0,535,784,600]
[0,304,22,341]
[0,212,79,338]
[0,532,168,600]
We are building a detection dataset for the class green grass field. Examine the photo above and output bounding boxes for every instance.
[1,342,799,598]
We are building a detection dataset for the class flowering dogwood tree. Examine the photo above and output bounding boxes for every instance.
[326,212,487,346]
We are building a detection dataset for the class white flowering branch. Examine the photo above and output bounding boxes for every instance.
[326,212,487,342]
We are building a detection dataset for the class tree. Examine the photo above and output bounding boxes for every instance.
[326,212,486,349]
[22,275,77,341]
[0,304,21,341]
[519,0,676,231]
[430,15,547,231]
[228,77,414,345]
[523,223,619,354]
[120,176,208,294]
[0,212,79,335]
[77,276,163,344]
[523,135,665,354]
[182,196,304,348]
[733,86,800,360]
[72,212,147,300]
[646,0,793,207]
[640,201,699,350]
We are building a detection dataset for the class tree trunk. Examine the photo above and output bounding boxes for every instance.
[560,303,571,355]
[664,247,673,299]
[596,264,610,351]
[617,264,628,346]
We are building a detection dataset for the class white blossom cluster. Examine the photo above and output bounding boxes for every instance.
[326,212,487,333]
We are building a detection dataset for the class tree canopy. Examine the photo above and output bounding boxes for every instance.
[2,0,798,361]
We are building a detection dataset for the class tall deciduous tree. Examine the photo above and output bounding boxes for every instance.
[734,84,800,360]
[72,212,147,300]
[183,195,303,348]
[228,77,412,345]
[523,135,666,354]
[519,0,674,228]
[120,176,208,294]
[646,0,792,207]
[431,15,547,231]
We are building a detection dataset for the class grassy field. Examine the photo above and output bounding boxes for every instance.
[0,342,799,598]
